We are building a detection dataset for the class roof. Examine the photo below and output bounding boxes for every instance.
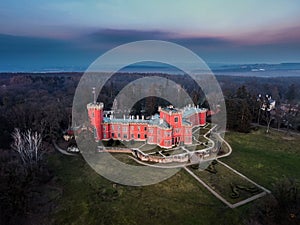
[183,107,207,118]
[103,116,171,129]
[103,117,149,124]
[182,118,192,126]
[160,105,181,114]
[148,118,171,129]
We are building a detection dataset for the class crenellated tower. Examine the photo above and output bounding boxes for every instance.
[87,88,104,141]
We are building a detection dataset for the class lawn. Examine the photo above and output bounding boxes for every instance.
[221,128,300,190]
[46,127,300,224]
[139,144,165,153]
[47,153,236,225]
[189,161,264,204]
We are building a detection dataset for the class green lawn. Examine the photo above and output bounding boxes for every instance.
[139,144,165,153]
[47,128,300,225]
[221,129,300,190]
[189,161,264,204]
[47,154,235,225]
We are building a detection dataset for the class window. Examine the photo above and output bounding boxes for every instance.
[124,134,127,139]
[112,133,115,138]
[118,133,120,138]
[144,134,147,138]
[138,126,140,131]
[144,127,147,131]
[174,117,178,122]
[131,134,134,138]
[118,126,120,131]
[103,134,106,138]
[138,134,140,138]
[103,126,106,131]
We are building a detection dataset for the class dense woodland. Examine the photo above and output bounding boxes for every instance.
[0,72,299,224]
[0,72,299,148]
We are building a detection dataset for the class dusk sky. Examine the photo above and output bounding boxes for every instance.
[1,0,300,71]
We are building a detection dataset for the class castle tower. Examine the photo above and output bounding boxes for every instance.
[159,106,183,146]
[198,109,207,126]
[87,88,104,140]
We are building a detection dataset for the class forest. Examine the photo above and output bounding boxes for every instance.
[0,72,299,224]
[0,72,299,147]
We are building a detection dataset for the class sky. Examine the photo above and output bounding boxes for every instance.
[1,0,300,71]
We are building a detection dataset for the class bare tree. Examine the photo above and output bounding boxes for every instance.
[11,128,43,173]
[257,94,276,133]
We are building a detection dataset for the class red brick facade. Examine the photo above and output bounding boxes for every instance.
[87,102,207,149]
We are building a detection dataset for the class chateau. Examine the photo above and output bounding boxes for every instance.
[87,101,207,149]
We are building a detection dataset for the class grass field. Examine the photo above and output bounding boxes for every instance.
[189,161,264,204]
[221,129,300,190]
[47,128,300,225]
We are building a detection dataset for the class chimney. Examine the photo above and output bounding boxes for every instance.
[159,119,163,124]
[137,115,139,120]
[123,115,126,120]
[142,115,144,120]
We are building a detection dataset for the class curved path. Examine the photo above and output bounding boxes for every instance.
[128,155,217,169]
[128,127,232,169]
[52,140,78,156]
[54,123,232,166]
[215,132,232,159]
[251,123,300,136]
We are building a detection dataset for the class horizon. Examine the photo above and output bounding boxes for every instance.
[1,61,300,78]
[1,0,300,71]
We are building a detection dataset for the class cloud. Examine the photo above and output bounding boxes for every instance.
[232,25,300,46]
[1,27,300,69]
[78,29,235,51]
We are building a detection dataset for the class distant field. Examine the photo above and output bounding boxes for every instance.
[47,128,300,225]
